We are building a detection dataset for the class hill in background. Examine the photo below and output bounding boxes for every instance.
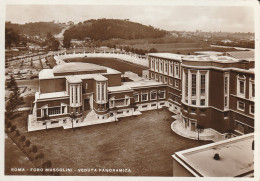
[64,19,167,41]
[5,22,65,37]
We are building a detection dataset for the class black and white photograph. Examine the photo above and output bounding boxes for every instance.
[2,0,259,179]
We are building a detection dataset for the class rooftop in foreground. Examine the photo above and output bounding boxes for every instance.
[173,133,254,177]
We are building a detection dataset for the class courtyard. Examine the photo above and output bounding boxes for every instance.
[7,108,210,176]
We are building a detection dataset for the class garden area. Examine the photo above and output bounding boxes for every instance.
[5,108,210,176]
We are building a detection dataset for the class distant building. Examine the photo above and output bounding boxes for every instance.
[172,133,254,177]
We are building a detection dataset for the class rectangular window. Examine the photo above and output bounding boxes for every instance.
[141,93,148,101]
[224,77,228,94]
[224,73,229,109]
[201,74,205,96]
[200,99,205,106]
[134,93,139,102]
[164,77,168,83]
[158,91,165,99]
[151,73,154,78]
[237,101,245,111]
[250,105,254,115]
[75,86,78,103]
[252,83,255,97]
[101,84,105,101]
[155,74,158,80]
[165,62,168,73]
[224,96,228,107]
[175,80,179,88]
[71,86,74,103]
[150,91,157,100]
[169,78,173,85]
[239,81,244,94]
[175,64,179,78]
[169,93,174,101]
[160,76,163,83]
[98,84,100,101]
[192,74,196,96]
[160,62,163,72]
[192,100,196,105]
[48,107,61,115]
[185,72,188,102]
[170,64,173,75]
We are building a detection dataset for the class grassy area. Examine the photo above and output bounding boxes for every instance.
[9,109,210,176]
[66,57,146,76]
[5,135,35,175]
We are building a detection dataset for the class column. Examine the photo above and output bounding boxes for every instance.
[196,71,200,106]
[188,70,191,105]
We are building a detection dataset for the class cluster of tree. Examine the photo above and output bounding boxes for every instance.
[5,75,24,122]
[5,21,64,37]
[123,46,158,55]
[63,19,167,47]
[216,40,255,49]
[5,121,58,175]
[43,32,60,51]
[5,27,20,49]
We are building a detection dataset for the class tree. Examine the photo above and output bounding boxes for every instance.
[63,36,71,48]
[5,75,24,121]
[149,48,158,53]
[44,32,60,51]
[5,27,20,49]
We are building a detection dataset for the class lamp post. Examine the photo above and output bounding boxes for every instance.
[70,112,76,131]
[43,114,49,131]
[197,125,204,143]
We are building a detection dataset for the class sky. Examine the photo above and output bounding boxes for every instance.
[6,5,255,33]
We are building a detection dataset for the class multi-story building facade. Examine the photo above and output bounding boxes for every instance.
[28,61,167,131]
[148,52,255,135]
[28,51,254,136]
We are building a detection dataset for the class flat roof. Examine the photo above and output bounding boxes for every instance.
[194,51,224,56]
[183,55,239,63]
[39,62,119,80]
[37,91,69,100]
[53,62,106,74]
[173,133,254,177]
[123,79,165,89]
[226,51,254,61]
[148,53,183,61]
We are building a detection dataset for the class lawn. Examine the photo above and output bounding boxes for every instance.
[65,57,146,76]
[5,135,35,175]
[9,108,210,176]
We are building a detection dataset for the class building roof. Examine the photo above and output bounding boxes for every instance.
[39,62,119,80]
[183,55,239,63]
[148,53,183,61]
[36,91,69,100]
[194,51,224,56]
[173,133,254,177]
[123,80,165,89]
[226,51,254,61]
[53,62,107,74]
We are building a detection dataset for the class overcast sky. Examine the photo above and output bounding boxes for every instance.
[6,5,255,32]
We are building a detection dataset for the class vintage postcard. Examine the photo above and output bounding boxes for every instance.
[1,0,259,180]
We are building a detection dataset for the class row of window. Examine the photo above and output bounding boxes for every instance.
[42,105,67,117]
[70,84,81,105]
[183,70,208,106]
[150,57,180,78]
[96,82,107,103]
[110,98,130,108]
[133,91,166,102]
[237,75,254,100]
[151,73,179,88]
[237,101,254,115]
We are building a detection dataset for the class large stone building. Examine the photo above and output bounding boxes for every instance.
[148,51,254,134]
[28,51,254,136]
